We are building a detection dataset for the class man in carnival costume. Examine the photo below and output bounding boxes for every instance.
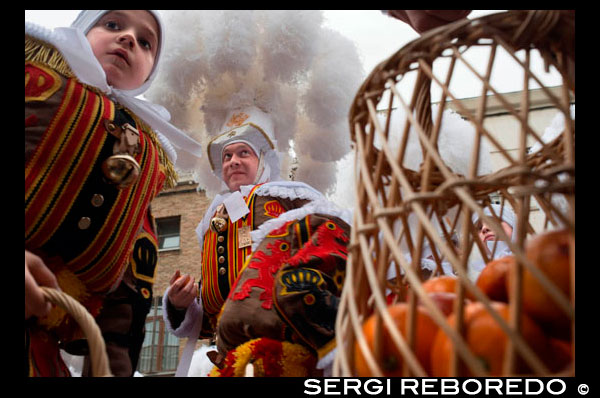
[151,10,365,376]
[165,106,353,376]
[25,10,202,376]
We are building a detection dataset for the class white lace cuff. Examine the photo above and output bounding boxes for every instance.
[162,286,204,338]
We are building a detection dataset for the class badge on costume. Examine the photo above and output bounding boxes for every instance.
[238,225,252,249]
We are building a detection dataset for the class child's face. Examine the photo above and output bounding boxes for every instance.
[477,220,513,243]
[86,10,159,90]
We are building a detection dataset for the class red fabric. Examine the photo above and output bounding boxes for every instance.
[232,239,291,309]
[287,220,349,274]
[25,63,58,98]
[26,328,71,377]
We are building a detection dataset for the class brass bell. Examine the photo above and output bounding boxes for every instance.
[102,154,141,188]
[210,204,229,233]
[210,217,228,233]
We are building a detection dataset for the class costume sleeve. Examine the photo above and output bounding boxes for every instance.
[271,214,350,350]
[215,209,350,357]
[162,286,204,338]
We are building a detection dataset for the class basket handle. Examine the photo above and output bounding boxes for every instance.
[41,287,113,377]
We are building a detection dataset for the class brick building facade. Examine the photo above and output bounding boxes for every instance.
[152,178,211,295]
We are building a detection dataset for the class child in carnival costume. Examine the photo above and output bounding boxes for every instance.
[25,10,202,376]
[149,11,365,376]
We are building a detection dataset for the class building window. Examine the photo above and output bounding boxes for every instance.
[137,296,180,375]
[156,216,181,252]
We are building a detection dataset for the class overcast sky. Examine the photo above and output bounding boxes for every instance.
[26,10,563,101]
[25,10,505,79]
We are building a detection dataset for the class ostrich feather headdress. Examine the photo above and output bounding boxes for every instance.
[145,10,365,196]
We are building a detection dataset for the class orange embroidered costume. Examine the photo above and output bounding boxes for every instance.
[25,12,202,377]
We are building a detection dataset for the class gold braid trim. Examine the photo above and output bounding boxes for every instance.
[25,35,75,78]
[26,35,178,189]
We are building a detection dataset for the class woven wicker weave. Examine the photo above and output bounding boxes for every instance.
[334,10,574,377]
[42,287,112,377]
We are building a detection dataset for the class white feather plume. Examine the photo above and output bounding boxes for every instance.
[376,104,493,177]
[530,104,575,225]
[145,10,364,196]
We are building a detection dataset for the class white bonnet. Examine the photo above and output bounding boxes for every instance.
[473,203,516,229]
[70,10,165,97]
[207,106,281,184]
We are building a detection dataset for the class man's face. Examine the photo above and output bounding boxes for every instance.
[222,142,259,191]
[86,10,159,90]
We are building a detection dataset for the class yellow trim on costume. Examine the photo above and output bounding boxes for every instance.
[264,200,285,218]
[267,221,290,238]
[278,268,326,297]
[25,78,106,242]
[272,285,316,351]
[208,338,315,377]
[295,222,303,249]
[317,338,337,360]
[332,268,345,291]
[245,184,263,205]
[130,231,159,284]
[203,185,261,317]
[79,134,155,286]
[232,252,255,286]
[215,252,255,325]
[279,242,290,252]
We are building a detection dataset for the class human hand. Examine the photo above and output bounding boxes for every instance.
[386,10,471,34]
[167,270,197,310]
[25,250,60,319]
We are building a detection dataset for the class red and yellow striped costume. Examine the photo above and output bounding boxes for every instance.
[25,35,173,376]
[201,185,260,320]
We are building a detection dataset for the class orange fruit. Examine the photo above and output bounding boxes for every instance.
[430,301,548,376]
[476,256,515,302]
[423,275,475,301]
[424,292,458,317]
[513,229,573,340]
[354,303,439,376]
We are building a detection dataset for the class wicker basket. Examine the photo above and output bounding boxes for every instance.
[334,10,574,377]
[42,287,112,377]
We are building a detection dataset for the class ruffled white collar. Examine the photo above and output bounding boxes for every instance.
[195,181,327,248]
